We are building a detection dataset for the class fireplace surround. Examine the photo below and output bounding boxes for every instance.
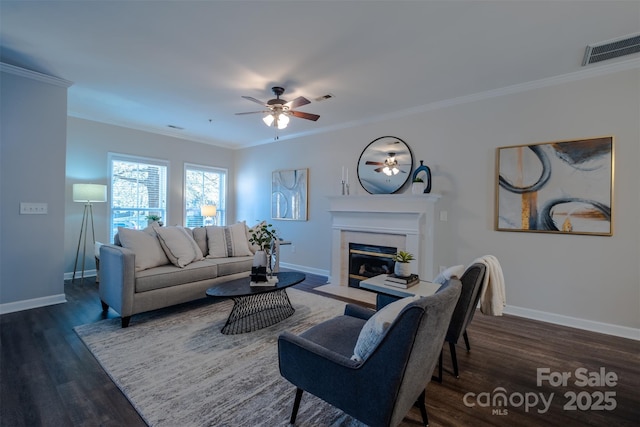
[327,194,440,289]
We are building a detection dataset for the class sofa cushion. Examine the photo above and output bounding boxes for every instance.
[135,259,219,292]
[211,256,254,276]
[206,223,253,258]
[352,295,420,362]
[117,226,170,271]
[133,256,253,293]
[155,226,204,268]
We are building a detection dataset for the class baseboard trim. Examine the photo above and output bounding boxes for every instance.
[504,305,639,341]
[63,269,97,281]
[280,262,330,278]
[0,294,67,315]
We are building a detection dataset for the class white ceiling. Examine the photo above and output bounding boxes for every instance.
[1,1,639,149]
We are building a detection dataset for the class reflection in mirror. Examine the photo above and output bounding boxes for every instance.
[357,136,413,194]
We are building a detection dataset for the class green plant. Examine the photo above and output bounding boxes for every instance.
[413,177,424,183]
[249,223,278,251]
[146,214,162,222]
[393,250,415,263]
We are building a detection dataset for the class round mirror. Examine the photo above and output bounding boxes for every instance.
[357,136,413,194]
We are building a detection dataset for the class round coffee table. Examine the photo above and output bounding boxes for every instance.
[205,271,306,334]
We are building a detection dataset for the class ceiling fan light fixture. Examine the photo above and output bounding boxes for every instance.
[263,114,274,127]
[276,113,289,129]
[383,166,392,176]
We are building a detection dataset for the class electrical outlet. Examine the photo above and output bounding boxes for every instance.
[20,202,48,214]
[439,211,448,221]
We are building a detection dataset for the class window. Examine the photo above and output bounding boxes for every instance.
[185,163,227,227]
[109,154,168,242]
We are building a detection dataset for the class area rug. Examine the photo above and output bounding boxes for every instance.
[75,289,367,427]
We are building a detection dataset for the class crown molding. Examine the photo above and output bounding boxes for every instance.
[0,62,73,88]
[266,57,640,147]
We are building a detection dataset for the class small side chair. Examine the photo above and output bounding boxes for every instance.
[436,262,487,382]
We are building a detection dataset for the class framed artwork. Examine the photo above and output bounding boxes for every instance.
[272,168,308,221]
[495,136,613,236]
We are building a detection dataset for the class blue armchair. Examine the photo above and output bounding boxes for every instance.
[278,280,462,427]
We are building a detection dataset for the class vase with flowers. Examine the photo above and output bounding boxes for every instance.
[248,223,278,275]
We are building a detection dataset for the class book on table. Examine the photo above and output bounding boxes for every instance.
[383,274,420,288]
[385,274,419,284]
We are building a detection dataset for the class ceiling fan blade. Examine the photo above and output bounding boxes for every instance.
[286,96,311,109]
[374,167,385,173]
[290,110,320,121]
[241,96,267,106]
[366,161,385,166]
[235,111,268,115]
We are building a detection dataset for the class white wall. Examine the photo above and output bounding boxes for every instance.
[64,118,236,275]
[236,68,640,335]
[0,65,69,310]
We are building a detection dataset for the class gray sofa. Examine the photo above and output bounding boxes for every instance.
[99,223,263,327]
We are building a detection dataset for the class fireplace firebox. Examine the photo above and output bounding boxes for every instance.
[348,243,397,288]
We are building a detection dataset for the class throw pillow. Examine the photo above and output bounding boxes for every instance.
[191,226,208,257]
[155,226,204,268]
[352,295,420,362]
[117,226,170,271]
[206,223,253,258]
[433,264,465,285]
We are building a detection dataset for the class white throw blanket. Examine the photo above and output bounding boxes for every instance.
[472,255,506,316]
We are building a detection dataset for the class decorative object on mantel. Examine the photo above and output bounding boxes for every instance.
[392,250,414,277]
[412,160,432,194]
[357,136,414,194]
[272,168,308,220]
[411,177,424,195]
[496,136,613,236]
[341,166,350,195]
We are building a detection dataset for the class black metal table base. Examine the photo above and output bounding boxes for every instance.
[221,288,295,334]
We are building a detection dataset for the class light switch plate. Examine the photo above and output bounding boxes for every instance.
[20,202,48,214]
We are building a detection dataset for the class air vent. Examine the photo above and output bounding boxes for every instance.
[582,33,640,66]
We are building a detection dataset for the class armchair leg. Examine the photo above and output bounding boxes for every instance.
[449,342,459,378]
[290,388,304,425]
[415,389,429,426]
[432,348,443,383]
[463,331,471,352]
[100,300,109,312]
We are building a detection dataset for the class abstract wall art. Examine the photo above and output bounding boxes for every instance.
[272,168,308,221]
[496,136,613,236]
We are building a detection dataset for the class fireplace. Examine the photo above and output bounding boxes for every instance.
[328,194,441,287]
[348,243,397,288]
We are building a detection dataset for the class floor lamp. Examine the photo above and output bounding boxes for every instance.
[72,183,107,282]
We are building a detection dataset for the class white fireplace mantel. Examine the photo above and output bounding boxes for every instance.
[327,194,441,287]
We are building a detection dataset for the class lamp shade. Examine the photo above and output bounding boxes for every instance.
[200,205,217,217]
[73,183,107,203]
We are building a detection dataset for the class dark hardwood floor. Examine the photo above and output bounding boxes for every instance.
[1,273,638,426]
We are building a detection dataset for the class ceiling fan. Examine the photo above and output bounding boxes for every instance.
[366,153,409,175]
[235,86,320,130]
